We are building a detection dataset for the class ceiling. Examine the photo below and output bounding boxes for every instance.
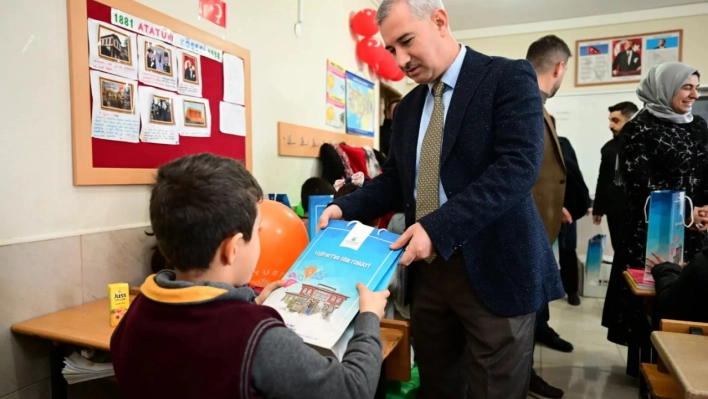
[443,0,708,31]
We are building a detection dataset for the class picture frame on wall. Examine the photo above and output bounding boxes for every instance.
[575,30,682,87]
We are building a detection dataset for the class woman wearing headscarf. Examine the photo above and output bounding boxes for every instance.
[602,62,707,376]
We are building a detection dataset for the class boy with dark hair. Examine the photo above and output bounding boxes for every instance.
[111,153,389,399]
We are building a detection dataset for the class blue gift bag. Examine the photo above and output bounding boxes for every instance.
[307,195,333,240]
[644,190,692,282]
[584,233,607,297]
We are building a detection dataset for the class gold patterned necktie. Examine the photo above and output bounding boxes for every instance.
[415,80,445,263]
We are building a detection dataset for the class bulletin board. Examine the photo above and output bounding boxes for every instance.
[67,0,252,185]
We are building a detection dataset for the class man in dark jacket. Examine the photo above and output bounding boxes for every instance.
[558,136,592,306]
[593,101,638,249]
[379,100,398,156]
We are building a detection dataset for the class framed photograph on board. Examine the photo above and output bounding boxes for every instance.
[575,30,682,87]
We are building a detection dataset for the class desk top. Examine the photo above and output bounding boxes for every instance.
[651,331,708,399]
[12,296,404,360]
[623,270,656,297]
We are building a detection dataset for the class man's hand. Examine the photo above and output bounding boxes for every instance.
[317,205,343,232]
[587,208,593,216]
[357,283,390,320]
[562,207,573,224]
[390,222,435,266]
[255,280,286,305]
[692,206,708,231]
[593,215,603,225]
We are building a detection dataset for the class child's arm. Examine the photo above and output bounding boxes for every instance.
[251,312,383,399]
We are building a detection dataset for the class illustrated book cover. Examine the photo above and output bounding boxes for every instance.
[262,220,403,354]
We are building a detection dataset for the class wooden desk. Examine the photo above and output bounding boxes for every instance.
[623,270,656,297]
[13,296,409,399]
[651,331,708,399]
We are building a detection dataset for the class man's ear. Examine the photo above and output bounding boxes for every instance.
[553,61,564,78]
[219,233,243,266]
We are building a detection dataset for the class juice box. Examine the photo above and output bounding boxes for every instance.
[108,283,130,327]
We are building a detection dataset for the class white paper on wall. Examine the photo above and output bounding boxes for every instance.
[179,96,211,137]
[137,36,178,92]
[89,70,140,143]
[138,86,180,145]
[88,19,138,80]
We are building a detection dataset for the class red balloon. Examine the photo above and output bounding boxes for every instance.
[356,38,386,66]
[391,68,405,81]
[249,200,308,288]
[375,53,399,79]
[351,9,378,38]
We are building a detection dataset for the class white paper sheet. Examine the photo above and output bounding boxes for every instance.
[89,70,140,143]
[176,49,202,97]
[179,96,211,137]
[88,19,138,80]
[137,36,178,92]
[223,53,245,105]
[219,102,246,136]
[138,86,180,145]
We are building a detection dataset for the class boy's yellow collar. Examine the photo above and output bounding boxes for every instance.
[141,274,229,304]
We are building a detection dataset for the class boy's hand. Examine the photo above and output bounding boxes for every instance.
[255,280,286,305]
[357,283,390,320]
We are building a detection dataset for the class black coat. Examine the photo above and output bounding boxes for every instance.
[593,136,626,216]
[557,137,592,250]
[651,248,708,327]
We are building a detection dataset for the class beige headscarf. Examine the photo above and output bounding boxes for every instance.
[636,62,699,124]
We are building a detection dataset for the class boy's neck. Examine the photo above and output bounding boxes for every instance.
[174,267,242,287]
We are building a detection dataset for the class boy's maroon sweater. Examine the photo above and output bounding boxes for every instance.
[110,272,283,399]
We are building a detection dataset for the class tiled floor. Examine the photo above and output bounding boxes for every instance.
[532,297,639,399]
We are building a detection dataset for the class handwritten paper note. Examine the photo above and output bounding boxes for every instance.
[138,86,180,145]
[219,101,246,136]
[137,36,178,92]
[223,53,245,105]
[180,96,211,138]
[88,19,138,80]
[176,49,202,97]
[89,70,140,143]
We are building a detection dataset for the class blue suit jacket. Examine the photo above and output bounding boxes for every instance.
[333,47,564,317]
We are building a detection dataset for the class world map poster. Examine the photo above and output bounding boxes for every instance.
[345,72,375,137]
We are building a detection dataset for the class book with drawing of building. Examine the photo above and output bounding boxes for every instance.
[262,220,403,354]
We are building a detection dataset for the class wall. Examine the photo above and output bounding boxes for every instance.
[0,0,409,246]
[458,14,708,95]
[459,12,708,257]
[0,0,407,397]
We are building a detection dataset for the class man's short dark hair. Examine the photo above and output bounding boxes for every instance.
[301,177,335,210]
[608,101,639,120]
[526,35,572,74]
[149,153,263,272]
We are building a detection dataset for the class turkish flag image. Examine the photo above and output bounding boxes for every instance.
[587,46,602,55]
[199,0,226,28]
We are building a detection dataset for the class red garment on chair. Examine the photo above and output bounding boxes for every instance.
[339,144,370,179]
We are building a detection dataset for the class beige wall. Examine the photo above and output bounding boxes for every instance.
[0,0,407,246]
[459,14,708,95]
[0,0,405,397]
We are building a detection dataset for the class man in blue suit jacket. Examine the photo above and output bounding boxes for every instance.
[319,1,564,397]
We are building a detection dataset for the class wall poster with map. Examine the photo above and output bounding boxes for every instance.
[575,30,682,87]
[345,71,375,138]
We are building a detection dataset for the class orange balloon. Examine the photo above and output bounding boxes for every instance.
[249,200,309,288]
